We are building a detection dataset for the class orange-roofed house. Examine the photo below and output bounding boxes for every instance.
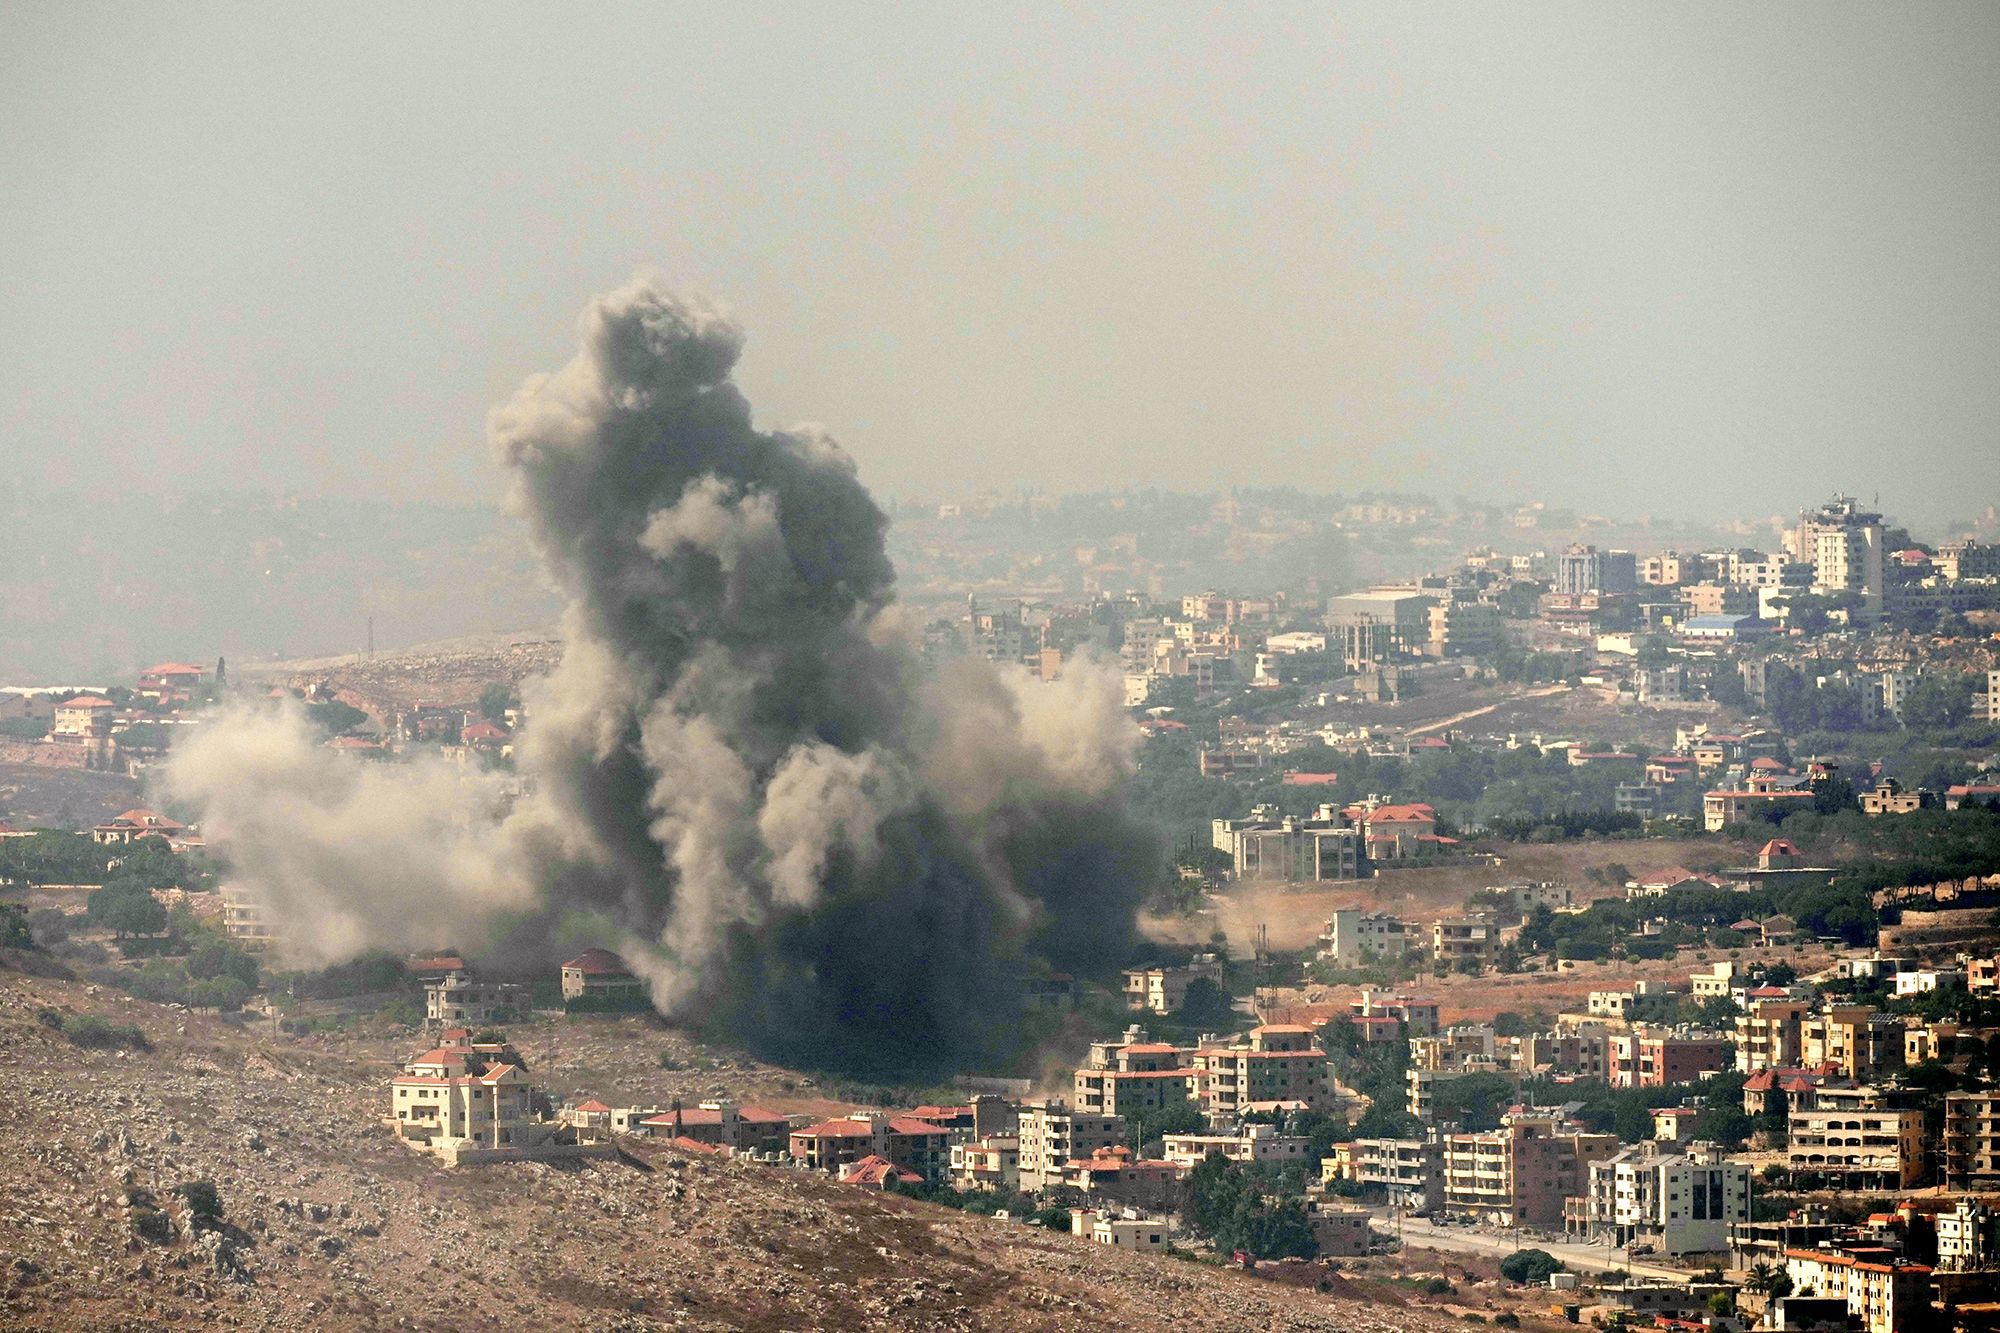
[136,662,205,702]
[1055,1145,1184,1210]
[790,1114,952,1183]
[388,1032,557,1164]
[839,1154,924,1189]
[635,1100,792,1156]
[560,948,647,1010]
[1345,802,1439,859]
[90,809,188,846]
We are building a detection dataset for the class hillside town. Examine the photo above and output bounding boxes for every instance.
[4,491,2000,1331]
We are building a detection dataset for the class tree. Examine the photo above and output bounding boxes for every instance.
[176,1179,223,1222]
[1499,1249,1563,1284]
[1902,674,1978,731]
[1173,977,1237,1031]
[478,682,520,722]
[87,882,167,938]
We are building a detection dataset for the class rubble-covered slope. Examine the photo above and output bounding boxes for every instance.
[0,967,1458,1332]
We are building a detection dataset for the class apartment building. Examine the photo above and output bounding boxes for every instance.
[1788,495,1885,617]
[1787,1102,1925,1190]
[1350,990,1442,1038]
[1189,1024,1334,1117]
[1160,1122,1314,1170]
[1442,1114,1619,1227]
[1610,1029,1733,1089]
[1316,910,1409,967]
[1804,1005,1906,1083]
[789,1114,954,1184]
[948,1135,1020,1192]
[1573,1141,1749,1256]
[1017,1100,1126,1193]
[425,970,528,1029]
[1431,917,1497,969]
[1328,1136,1442,1211]
[1210,807,1369,882]
[1782,1248,1931,1333]
[1736,999,1810,1072]
[1943,1092,2000,1190]
[1073,1028,1195,1118]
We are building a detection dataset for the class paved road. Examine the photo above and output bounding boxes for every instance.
[1370,1209,1690,1284]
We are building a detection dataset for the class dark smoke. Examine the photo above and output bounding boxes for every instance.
[169,275,1157,1074]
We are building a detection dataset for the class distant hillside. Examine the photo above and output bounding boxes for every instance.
[0,487,560,684]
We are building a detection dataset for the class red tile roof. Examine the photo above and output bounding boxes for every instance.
[562,948,633,976]
[574,1099,612,1114]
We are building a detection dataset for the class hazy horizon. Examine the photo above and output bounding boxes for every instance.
[5,5,1997,528]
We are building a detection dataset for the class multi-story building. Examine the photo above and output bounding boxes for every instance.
[1782,1248,1932,1333]
[1610,1029,1733,1089]
[1160,1122,1315,1170]
[1936,1195,2000,1271]
[1120,955,1226,1014]
[1557,545,1637,596]
[1936,540,2000,583]
[1211,807,1369,882]
[220,884,276,953]
[632,1100,793,1155]
[1189,1024,1335,1117]
[1787,495,1885,618]
[387,1031,555,1163]
[1430,917,1497,969]
[1073,1028,1195,1118]
[789,1114,954,1184]
[1316,910,1409,967]
[1573,1141,1749,1256]
[1787,1102,1925,1190]
[425,970,528,1029]
[949,1134,1021,1192]
[1017,1100,1125,1193]
[1736,999,1810,1072]
[1804,1005,1906,1083]
[1328,1136,1441,1211]
[1425,599,1501,658]
[1054,1145,1183,1210]
[1326,588,1436,656]
[1943,1092,2000,1190]
[559,948,646,1007]
[1442,1114,1619,1227]
[1349,990,1442,1039]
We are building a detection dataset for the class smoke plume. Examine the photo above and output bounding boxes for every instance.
[164,274,1157,1072]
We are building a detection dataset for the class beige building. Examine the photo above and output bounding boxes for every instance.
[1804,1005,1905,1082]
[1431,918,1497,968]
[1120,954,1225,1013]
[1189,1025,1334,1117]
[1787,1101,1925,1190]
[1074,1028,1195,1118]
[1443,1113,1618,1227]
[1161,1122,1315,1170]
[220,884,276,953]
[1735,999,1809,1072]
[1782,1248,1931,1333]
[559,948,646,1006]
[388,1032,556,1164]
[1018,1100,1125,1193]
[948,1135,1020,1192]
[1070,1208,1169,1250]
[1944,1092,2000,1189]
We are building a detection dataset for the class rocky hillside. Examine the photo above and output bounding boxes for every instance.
[0,963,1471,1332]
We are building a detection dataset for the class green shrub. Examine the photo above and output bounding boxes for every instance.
[176,1179,223,1222]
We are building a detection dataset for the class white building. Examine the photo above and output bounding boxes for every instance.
[1575,1141,1748,1256]
[1071,1208,1169,1249]
[1160,1122,1314,1169]
[1316,910,1410,968]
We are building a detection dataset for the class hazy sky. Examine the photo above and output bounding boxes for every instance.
[4,4,1996,527]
